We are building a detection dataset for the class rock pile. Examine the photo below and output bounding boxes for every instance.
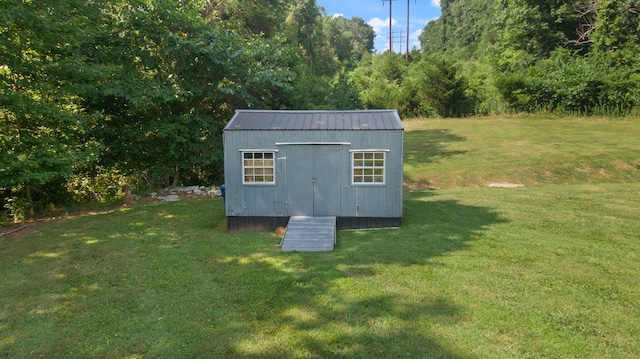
[150,186,222,202]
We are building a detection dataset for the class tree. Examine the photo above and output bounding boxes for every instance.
[405,55,468,117]
[285,0,324,73]
[349,53,409,113]
[81,1,296,186]
[324,16,375,66]
[592,0,640,66]
[200,0,290,38]
[0,0,102,216]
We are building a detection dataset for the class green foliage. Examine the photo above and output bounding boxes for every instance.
[349,53,409,113]
[0,0,102,214]
[528,49,602,113]
[201,0,290,38]
[416,0,640,115]
[592,0,640,66]
[285,0,324,74]
[66,167,130,203]
[495,48,640,115]
[82,1,295,187]
[405,55,470,117]
[419,19,445,53]
[495,73,530,111]
[323,15,375,66]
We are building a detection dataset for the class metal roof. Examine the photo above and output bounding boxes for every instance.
[224,110,404,131]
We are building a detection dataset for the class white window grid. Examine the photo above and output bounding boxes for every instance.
[242,151,276,184]
[351,151,386,185]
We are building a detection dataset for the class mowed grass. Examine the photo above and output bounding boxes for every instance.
[2,116,640,358]
[403,115,640,189]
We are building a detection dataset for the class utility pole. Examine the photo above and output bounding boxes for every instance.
[406,0,410,60]
[382,0,396,52]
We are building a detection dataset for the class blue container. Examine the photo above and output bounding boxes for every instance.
[220,184,226,202]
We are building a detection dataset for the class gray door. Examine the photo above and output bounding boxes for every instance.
[286,145,342,216]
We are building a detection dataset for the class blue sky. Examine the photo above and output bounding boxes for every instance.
[318,0,442,53]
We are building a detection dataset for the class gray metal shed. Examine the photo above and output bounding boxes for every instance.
[222,109,404,232]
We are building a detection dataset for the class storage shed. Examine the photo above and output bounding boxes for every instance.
[223,110,404,232]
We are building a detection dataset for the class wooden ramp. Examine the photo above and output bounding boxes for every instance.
[281,216,336,252]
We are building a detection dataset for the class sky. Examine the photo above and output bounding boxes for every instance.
[318,0,442,54]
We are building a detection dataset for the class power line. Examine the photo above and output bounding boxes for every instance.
[392,30,404,54]
[383,0,418,58]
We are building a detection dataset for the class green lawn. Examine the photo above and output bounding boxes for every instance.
[2,116,640,358]
[403,115,640,189]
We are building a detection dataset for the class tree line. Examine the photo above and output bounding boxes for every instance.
[1,0,639,221]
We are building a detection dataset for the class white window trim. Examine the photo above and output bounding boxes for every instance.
[241,150,277,185]
[351,150,388,186]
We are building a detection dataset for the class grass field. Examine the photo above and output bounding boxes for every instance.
[1,116,640,358]
[403,115,640,189]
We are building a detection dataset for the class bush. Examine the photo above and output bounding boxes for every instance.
[405,55,470,117]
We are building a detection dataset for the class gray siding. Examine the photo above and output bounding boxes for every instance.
[223,128,403,220]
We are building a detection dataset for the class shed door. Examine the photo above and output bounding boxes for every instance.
[286,145,342,216]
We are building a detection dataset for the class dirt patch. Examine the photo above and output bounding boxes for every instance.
[403,180,440,191]
[0,224,35,242]
[488,182,525,188]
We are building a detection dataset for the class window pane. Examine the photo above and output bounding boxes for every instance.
[243,151,275,183]
[352,151,385,184]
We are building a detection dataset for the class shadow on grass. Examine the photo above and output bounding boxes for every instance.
[404,129,467,166]
[0,196,506,358]
[201,191,507,358]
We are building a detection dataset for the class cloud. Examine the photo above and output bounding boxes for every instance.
[368,17,397,35]
[431,0,440,7]
[368,17,399,52]
[331,13,345,18]
[409,29,423,50]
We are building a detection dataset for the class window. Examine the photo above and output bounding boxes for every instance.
[352,151,385,184]
[242,151,275,184]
